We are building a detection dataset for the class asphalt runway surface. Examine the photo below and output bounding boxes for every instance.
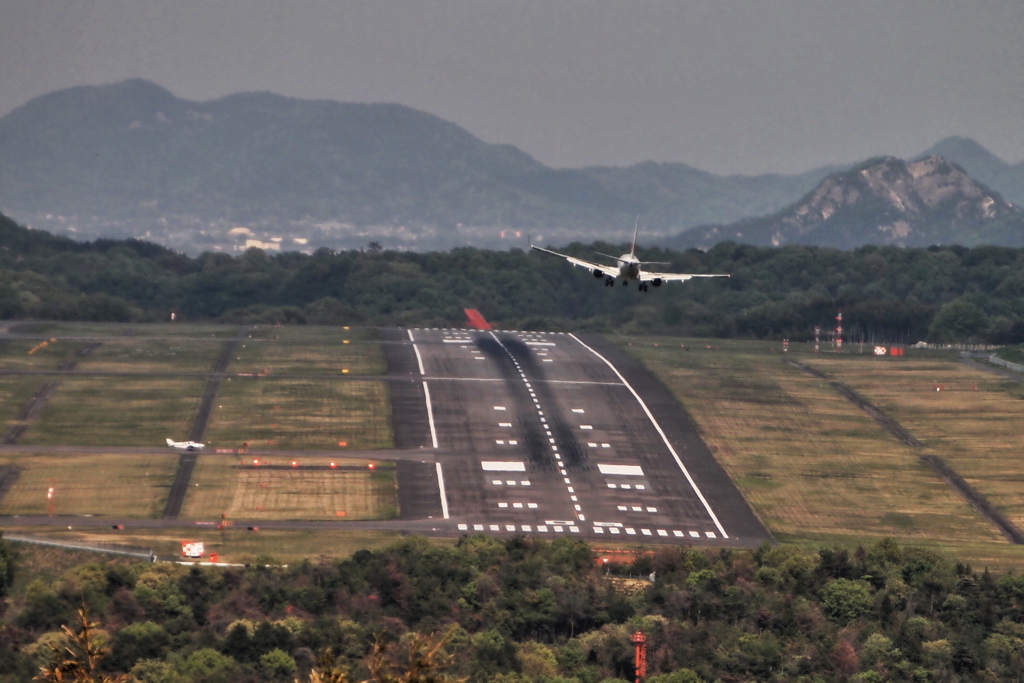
[401,328,771,546]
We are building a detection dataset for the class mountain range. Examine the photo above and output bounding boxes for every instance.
[1,79,1022,253]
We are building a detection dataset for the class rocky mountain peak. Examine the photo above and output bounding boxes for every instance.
[676,155,1021,250]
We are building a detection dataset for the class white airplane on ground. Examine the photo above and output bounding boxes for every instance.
[166,438,204,451]
[531,218,730,291]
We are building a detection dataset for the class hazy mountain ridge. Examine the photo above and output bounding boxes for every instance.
[672,155,1024,249]
[0,80,834,253]
[4,80,1023,254]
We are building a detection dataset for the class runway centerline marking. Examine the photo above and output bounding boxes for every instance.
[489,331,585,522]
[568,333,729,539]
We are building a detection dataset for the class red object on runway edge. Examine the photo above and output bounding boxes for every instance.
[464,308,492,330]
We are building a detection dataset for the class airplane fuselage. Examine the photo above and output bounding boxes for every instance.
[530,217,729,291]
[166,438,204,451]
[616,255,641,280]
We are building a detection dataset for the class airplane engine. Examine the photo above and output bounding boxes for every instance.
[593,269,603,278]
[652,278,663,287]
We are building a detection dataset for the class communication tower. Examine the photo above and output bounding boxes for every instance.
[631,631,648,683]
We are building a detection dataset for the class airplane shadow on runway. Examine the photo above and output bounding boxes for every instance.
[474,335,590,471]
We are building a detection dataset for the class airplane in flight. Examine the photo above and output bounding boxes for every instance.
[530,218,730,291]
[166,438,204,451]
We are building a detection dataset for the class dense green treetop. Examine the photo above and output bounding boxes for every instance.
[5,213,1024,342]
[2,535,1024,682]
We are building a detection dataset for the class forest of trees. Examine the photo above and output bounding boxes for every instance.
[3,533,1024,683]
[4,212,1024,343]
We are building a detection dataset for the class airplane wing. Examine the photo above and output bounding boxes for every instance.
[639,272,731,283]
[531,245,619,278]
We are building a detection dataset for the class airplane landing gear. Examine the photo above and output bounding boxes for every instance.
[604,276,615,287]
[639,283,649,292]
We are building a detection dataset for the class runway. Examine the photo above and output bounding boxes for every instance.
[0,326,771,547]
[399,328,771,546]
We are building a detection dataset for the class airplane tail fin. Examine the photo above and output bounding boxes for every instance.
[630,216,640,258]
[166,438,174,446]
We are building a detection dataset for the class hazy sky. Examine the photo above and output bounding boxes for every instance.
[2,0,1023,174]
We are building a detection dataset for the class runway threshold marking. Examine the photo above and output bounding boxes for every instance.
[568,333,729,539]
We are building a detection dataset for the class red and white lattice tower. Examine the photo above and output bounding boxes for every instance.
[631,631,648,683]
[835,310,843,352]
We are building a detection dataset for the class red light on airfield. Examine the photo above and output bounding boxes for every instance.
[253,459,260,466]
[368,463,376,470]
[291,461,298,468]
[330,462,337,468]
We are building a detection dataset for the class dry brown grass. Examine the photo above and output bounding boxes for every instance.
[808,355,1024,534]
[0,451,177,518]
[73,339,227,373]
[230,339,386,376]
[203,378,393,451]
[181,458,397,521]
[616,337,1009,555]
[18,377,205,446]
[245,325,378,342]
[0,338,75,370]
[0,377,47,429]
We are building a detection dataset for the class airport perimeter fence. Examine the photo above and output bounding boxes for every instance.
[960,352,1024,375]
[5,534,155,561]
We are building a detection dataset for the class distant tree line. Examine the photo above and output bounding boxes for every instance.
[3,213,1024,343]
[5,531,1024,682]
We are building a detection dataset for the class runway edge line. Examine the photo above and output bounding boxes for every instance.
[568,333,729,539]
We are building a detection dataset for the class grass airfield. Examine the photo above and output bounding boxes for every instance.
[205,378,392,450]
[616,336,1024,569]
[0,323,397,564]
[3,322,1024,568]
